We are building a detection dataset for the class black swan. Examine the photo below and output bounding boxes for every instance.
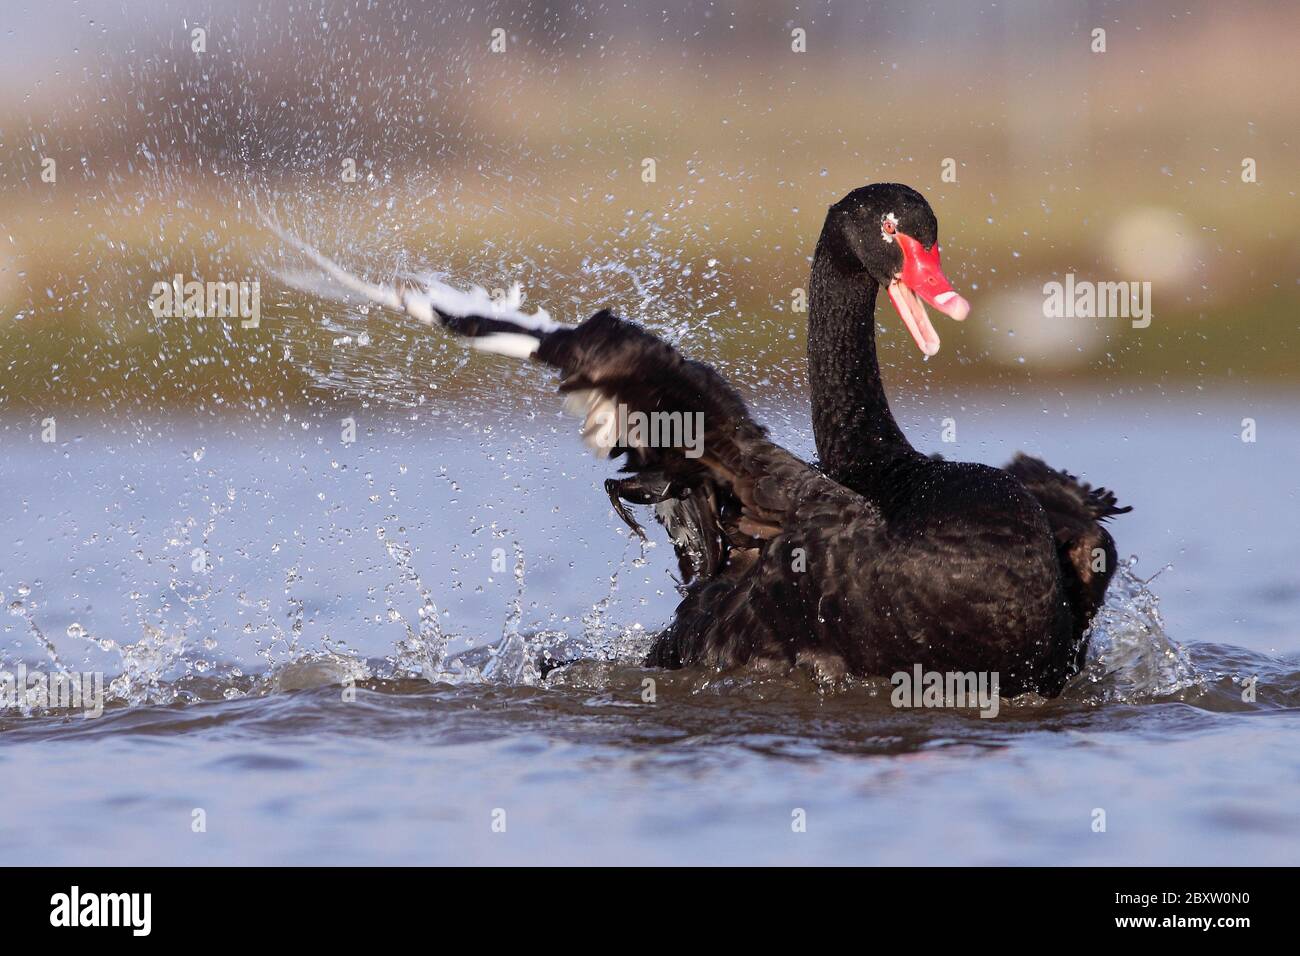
[803,183,1130,693]
[274,182,1128,697]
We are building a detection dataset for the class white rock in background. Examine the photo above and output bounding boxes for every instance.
[976,288,1108,369]
[1105,206,1203,289]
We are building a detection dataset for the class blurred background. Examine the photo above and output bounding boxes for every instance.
[1,0,1295,417]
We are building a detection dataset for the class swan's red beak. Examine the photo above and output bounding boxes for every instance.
[886,232,970,357]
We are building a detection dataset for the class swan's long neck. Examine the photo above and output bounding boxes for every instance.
[807,241,918,495]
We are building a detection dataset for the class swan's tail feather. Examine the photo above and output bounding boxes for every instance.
[268,223,563,359]
[1006,453,1132,524]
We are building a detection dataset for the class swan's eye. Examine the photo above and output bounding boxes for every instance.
[881,213,899,242]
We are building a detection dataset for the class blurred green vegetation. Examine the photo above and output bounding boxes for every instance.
[0,2,1296,414]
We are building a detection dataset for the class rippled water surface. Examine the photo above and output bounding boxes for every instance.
[2,393,1298,865]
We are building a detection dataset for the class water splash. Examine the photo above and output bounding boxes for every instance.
[1069,559,1204,702]
[0,542,1278,722]
[377,523,450,681]
[6,583,209,709]
[6,582,67,672]
[480,542,537,684]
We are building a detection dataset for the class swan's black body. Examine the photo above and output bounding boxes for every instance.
[281,182,1129,698]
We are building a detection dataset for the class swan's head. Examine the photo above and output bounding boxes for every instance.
[822,183,971,356]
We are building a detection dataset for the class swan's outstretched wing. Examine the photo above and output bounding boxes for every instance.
[271,233,865,608]
[1004,452,1131,628]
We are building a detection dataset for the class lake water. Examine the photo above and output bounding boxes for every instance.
[2,389,1297,865]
